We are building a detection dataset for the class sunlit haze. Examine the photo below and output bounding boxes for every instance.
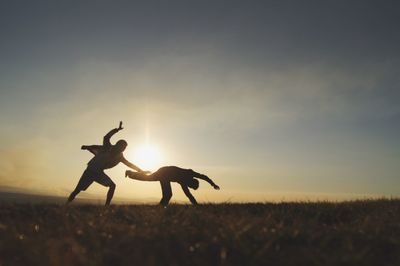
[129,143,162,172]
[0,1,399,203]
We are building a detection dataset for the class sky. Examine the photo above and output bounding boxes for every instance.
[0,1,399,203]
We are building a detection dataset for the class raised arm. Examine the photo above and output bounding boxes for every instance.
[194,173,220,190]
[103,121,124,147]
[181,184,198,205]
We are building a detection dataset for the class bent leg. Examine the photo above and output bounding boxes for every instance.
[95,172,116,206]
[159,181,172,206]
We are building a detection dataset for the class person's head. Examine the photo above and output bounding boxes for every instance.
[186,178,199,190]
[115,139,128,152]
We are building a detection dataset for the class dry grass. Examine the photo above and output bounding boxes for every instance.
[0,200,399,266]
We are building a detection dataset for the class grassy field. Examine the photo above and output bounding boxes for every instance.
[0,200,399,266]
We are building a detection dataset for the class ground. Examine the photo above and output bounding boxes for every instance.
[0,200,399,266]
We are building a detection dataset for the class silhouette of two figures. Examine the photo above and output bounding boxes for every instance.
[67,122,219,205]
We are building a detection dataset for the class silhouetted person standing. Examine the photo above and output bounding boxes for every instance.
[67,122,145,205]
[125,166,220,205]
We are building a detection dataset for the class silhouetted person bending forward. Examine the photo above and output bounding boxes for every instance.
[67,122,145,205]
[126,166,220,205]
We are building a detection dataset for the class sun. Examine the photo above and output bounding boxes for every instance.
[130,144,161,172]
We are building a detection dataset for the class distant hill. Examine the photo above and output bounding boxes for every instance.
[0,190,93,204]
[0,186,158,204]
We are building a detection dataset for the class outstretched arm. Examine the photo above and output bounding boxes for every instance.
[121,156,145,173]
[181,184,198,205]
[81,145,103,155]
[194,173,220,190]
[103,121,124,147]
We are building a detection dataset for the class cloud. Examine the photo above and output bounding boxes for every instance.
[63,54,398,123]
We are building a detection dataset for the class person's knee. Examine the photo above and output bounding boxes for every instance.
[109,182,116,190]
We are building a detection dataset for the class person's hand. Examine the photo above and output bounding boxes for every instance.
[81,145,87,150]
[213,184,220,190]
[118,121,124,131]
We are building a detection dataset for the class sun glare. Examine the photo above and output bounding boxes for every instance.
[131,144,161,172]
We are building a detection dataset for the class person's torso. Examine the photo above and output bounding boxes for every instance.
[87,147,123,170]
[154,166,194,182]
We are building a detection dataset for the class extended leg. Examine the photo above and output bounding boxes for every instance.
[159,181,172,206]
[125,170,157,181]
[67,188,80,204]
[66,170,93,204]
